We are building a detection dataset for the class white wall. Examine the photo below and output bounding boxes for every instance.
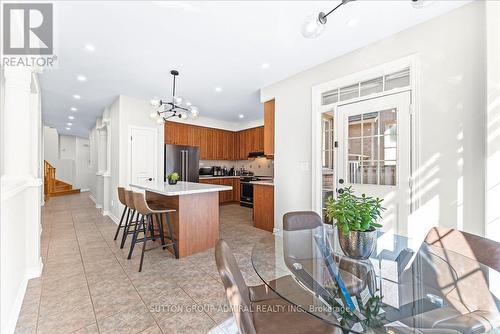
[43,132,91,190]
[75,137,91,190]
[261,2,487,236]
[88,128,99,202]
[59,135,76,159]
[1,67,43,334]
[486,1,500,241]
[42,126,58,165]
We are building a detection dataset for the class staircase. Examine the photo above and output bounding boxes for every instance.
[44,160,80,200]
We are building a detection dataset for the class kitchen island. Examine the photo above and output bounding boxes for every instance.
[130,181,232,257]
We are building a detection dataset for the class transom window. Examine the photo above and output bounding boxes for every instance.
[321,67,410,106]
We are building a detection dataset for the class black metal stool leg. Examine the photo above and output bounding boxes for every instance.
[149,216,156,241]
[119,208,131,248]
[114,206,128,240]
[157,213,166,248]
[127,213,142,259]
[139,214,150,272]
[121,209,134,249]
[165,212,178,259]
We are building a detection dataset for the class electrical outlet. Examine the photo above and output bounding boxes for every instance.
[111,200,114,207]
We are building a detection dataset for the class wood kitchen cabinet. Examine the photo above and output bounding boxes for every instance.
[264,99,275,156]
[165,122,263,161]
[253,184,274,232]
[199,178,240,204]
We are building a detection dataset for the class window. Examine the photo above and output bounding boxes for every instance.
[321,67,410,106]
[347,108,397,186]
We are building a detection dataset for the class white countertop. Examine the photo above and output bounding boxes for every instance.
[199,175,240,179]
[130,181,232,196]
[250,180,274,186]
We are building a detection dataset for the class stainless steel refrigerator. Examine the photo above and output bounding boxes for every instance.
[164,144,199,182]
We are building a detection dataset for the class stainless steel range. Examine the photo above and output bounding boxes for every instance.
[240,175,273,208]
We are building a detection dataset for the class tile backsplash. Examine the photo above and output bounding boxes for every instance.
[200,158,274,177]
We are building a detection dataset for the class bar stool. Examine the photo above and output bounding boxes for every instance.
[130,191,178,271]
[121,189,141,250]
[114,187,130,242]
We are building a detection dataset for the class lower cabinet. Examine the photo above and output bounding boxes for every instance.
[253,184,274,232]
[199,178,240,204]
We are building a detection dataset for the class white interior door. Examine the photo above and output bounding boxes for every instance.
[130,127,157,185]
[336,92,411,236]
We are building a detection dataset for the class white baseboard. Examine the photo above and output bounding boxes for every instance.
[80,188,90,192]
[89,194,96,204]
[26,260,43,279]
[4,277,28,334]
[95,204,103,209]
[4,260,41,334]
[104,211,120,225]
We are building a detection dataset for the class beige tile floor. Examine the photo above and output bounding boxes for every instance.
[15,193,271,334]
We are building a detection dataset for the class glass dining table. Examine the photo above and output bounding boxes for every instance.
[251,225,500,334]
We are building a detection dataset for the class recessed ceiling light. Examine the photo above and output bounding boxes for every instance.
[70,107,77,112]
[261,63,270,69]
[214,87,222,93]
[67,122,73,126]
[347,18,359,27]
[73,94,81,99]
[66,127,71,130]
[77,75,87,82]
[84,44,95,52]
[68,116,75,120]
[238,114,245,119]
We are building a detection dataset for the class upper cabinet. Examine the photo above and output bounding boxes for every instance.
[264,99,275,156]
[165,122,263,160]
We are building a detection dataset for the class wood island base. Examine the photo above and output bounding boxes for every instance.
[146,190,220,258]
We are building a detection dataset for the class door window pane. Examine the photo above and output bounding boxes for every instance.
[348,160,361,184]
[348,138,362,158]
[380,135,397,161]
[348,114,362,138]
[380,109,397,135]
[363,136,379,161]
[346,109,398,186]
[362,161,378,185]
[362,112,379,136]
[379,162,397,186]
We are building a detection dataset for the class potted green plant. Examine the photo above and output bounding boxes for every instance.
[167,172,180,185]
[324,186,385,259]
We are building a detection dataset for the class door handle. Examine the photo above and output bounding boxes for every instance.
[337,188,344,194]
[148,178,153,181]
[339,179,344,184]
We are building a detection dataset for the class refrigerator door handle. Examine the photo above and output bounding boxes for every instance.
[181,150,188,182]
[185,150,189,182]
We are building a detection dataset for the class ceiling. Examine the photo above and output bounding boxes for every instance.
[40,0,470,137]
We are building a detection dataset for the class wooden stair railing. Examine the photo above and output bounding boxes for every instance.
[44,160,80,199]
[44,160,56,196]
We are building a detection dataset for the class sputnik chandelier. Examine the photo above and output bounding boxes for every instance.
[150,70,199,123]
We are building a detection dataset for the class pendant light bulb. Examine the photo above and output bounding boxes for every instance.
[150,98,160,107]
[301,12,326,38]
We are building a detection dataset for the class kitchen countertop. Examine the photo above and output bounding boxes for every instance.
[250,180,274,186]
[130,181,232,196]
[199,175,240,179]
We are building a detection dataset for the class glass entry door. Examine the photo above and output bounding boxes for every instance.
[336,92,411,235]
